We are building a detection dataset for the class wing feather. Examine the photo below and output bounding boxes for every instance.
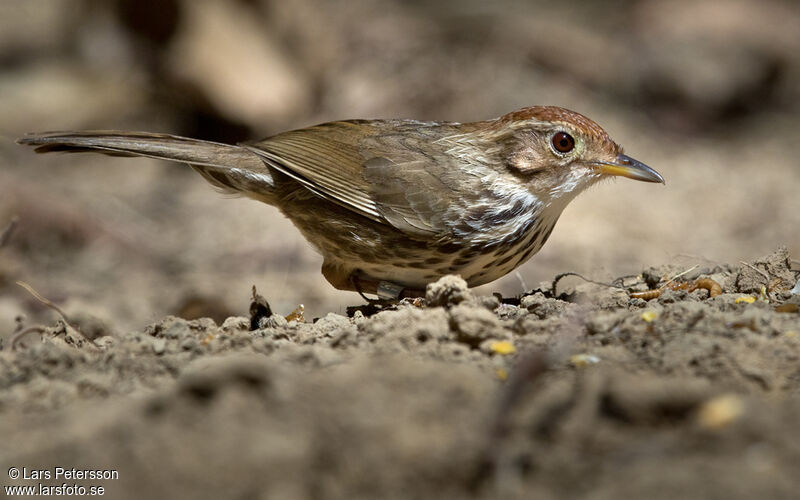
[245,120,479,238]
[246,124,383,221]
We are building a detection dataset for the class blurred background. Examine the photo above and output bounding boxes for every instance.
[0,0,798,331]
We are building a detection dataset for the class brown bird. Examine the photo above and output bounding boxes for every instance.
[18,106,663,299]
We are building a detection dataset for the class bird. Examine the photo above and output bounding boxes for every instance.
[18,106,664,299]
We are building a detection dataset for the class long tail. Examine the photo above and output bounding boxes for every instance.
[17,131,275,198]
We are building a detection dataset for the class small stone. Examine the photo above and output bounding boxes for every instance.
[84,336,113,351]
[734,247,794,294]
[152,338,167,355]
[449,304,508,347]
[476,295,501,311]
[362,307,452,346]
[160,317,191,339]
[640,311,658,322]
[180,337,200,351]
[489,340,516,355]
[657,288,686,304]
[221,316,249,332]
[260,313,287,329]
[351,310,366,325]
[426,275,473,308]
[697,394,745,429]
[569,353,600,368]
[314,313,351,336]
[520,292,571,319]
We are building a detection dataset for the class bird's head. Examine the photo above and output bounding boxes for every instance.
[486,106,664,203]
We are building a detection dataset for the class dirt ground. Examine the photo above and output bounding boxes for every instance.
[1,0,800,498]
[1,249,799,499]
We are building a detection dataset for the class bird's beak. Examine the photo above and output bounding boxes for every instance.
[596,154,665,184]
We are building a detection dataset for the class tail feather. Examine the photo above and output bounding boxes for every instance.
[17,131,275,198]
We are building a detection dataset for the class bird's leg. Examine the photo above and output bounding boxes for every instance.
[350,274,387,305]
[349,272,425,304]
[321,260,424,303]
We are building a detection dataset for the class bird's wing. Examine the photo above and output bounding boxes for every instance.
[246,120,464,238]
[246,122,383,222]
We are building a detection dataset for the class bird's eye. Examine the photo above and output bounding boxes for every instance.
[551,131,575,153]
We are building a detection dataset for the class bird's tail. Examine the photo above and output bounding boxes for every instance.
[17,131,275,198]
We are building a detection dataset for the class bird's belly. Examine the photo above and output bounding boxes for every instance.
[456,218,557,286]
[286,191,559,290]
[349,217,557,289]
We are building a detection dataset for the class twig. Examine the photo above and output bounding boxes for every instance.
[611,274,642,287]
[552,272,621,296]
[0,216,19,248]
[662,264,700,288]
[9,325,46,351]
[739,261,770,286]
[249,285,273,331]
[514,271,528,293]
[15,281,99,350]
[17,281,72,324]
